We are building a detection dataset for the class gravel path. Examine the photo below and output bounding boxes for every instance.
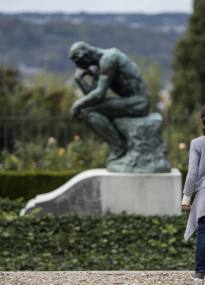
[0,271,197,285]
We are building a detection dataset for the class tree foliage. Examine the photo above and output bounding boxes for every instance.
[0,66,23,115]
[172,0,205,115]
[0,67,92,148]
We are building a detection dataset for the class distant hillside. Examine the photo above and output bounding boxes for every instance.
[0,12,189,79]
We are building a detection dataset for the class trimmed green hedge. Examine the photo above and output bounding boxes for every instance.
[0,168,188,200]
[0,198,194,270]
[0,170,79,200]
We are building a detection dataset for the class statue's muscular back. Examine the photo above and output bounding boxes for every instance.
[99,48,149,98]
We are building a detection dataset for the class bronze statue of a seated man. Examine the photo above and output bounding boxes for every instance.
[69,42,150,161]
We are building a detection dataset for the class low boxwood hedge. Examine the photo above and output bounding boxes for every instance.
[0,168,188,200]
[0,198,194,271]
[0,170,79,200]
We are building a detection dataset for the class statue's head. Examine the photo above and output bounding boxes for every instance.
[69,42,98,69]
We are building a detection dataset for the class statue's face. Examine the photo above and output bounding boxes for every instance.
[70,48,94,69]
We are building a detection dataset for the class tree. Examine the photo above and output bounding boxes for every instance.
[172,0,205,115]
[0,66,22,115]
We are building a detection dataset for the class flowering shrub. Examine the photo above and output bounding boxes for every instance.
[0,136,109,171]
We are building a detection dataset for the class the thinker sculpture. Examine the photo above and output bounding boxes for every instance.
[69,42,170,172]
[19,43,173,217]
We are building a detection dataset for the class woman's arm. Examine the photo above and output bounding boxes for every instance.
[182,194,192,204]
[183,140,200,197]
[181,140,200,209]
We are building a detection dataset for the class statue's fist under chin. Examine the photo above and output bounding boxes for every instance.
[71,101,84,119]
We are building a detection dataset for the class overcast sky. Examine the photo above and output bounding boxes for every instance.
[0,0,192,13]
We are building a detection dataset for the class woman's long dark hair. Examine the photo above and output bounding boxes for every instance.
[200,105,205,135]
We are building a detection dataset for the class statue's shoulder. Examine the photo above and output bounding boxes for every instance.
[104,48,120,57]
[99,49,121,74]
[100,48,119,66]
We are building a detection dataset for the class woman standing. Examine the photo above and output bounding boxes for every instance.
[182,106,205,284]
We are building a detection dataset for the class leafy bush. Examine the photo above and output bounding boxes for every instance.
[67,137,109,169]
[0,198,194,270]
[0,167,188,201]
[0,197,24,213]
[0,137,108,171]
[0,170,78,200]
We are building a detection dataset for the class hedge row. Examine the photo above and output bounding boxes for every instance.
[0,168,188,200]
[0,198,194,271]
[0,170,79,200]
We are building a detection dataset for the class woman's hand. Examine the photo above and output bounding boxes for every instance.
[181,204,191,211]
[181,194,191,211]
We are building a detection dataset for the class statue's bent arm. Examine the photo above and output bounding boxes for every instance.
[78,56,117,107]
[78,74,111,108]
[75,77,91,95]
[75,69,98,95]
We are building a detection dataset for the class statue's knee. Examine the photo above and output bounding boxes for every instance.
[142,101,150,115]
[133,100,150,116]
[79,110,102,125]
[79,109,90,120]
[87,112,99,124]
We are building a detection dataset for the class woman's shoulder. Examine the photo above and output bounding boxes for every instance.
[191,136,205,148]
[191,136,204,143]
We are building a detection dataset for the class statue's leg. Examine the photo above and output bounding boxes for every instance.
[82,96,149,118]
[76,95,148,161]
[79,108,127,161]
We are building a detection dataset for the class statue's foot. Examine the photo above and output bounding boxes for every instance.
[107,143,127,163]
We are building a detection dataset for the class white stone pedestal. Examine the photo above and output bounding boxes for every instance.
[21,168,182,216]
